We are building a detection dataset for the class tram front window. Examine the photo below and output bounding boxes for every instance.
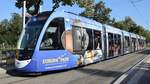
[17,12,50,60]
[20,21,44,50]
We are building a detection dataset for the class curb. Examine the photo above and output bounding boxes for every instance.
[0,68,6,75]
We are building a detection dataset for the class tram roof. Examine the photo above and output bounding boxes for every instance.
[122,30,130,37]
[130,33,137,38]
[47,11,103,30]
[104,24,123,34]
[36,11,145,39]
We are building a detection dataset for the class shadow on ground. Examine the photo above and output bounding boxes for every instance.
[77,67,123,78]
[6,67,77,77]
[137,49,150,55]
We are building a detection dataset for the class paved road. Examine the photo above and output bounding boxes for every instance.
[114,49,150,84]
[0,49,149,84]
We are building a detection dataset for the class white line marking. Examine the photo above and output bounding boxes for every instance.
[113,56,149,84]
[113,74,128,84]
[127,70,145,84]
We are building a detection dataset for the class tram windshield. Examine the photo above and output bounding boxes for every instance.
[20,13,50,50]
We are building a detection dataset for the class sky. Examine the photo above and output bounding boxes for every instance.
[0,0,150,30]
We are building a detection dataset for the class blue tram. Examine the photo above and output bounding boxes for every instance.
[15,11,145,72]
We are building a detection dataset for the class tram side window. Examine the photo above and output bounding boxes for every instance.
[72,26,91,52]
[118,34,121,54]
[86,28,94,50]
[114,34,121,55]
[114,34,118,46]
[138,39,140,45]
[132,38,135,47]
[108,33,114,56]
[40,18,65,50]
[108,33,114,47]
[72,26,82,51]
[118,35,121,47]
[93,30,101,49]
[142,40,144,47]
[124,36,130,48]
[132,38,136,50]
[140,39,143,48]
[140,39,142,47]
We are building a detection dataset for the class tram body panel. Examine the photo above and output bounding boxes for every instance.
[35,50,79,72]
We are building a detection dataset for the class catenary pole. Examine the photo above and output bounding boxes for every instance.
[22,0,26,29]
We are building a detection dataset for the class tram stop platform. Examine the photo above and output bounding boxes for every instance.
[114,55,150,84]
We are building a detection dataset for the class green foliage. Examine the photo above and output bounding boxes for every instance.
[112,16,150,42]
[15,0,96,15]
[15,0,42,15]
[112,16,136,31]
[0,13,22,48]
[80,1,112,24]
[79,0,95,18]
[15,0,78,15]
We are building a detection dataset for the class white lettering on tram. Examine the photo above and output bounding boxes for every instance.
[42,56,69,64]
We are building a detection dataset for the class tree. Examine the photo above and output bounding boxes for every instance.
[0,19,9,35]
[0,19,9,45]
[9,13,22,36]
[80,1,112,24]
[112,16,137,31]
[123,16,136,32]
[15,0,42,15]
[112,16,150,43]
[112,21,126,30]
[0,13,22,46]
[79,0,95,18]
[15,0,94,16]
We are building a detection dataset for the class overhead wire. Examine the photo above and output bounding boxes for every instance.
[131,0,144,3]
[129,0,150,30]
